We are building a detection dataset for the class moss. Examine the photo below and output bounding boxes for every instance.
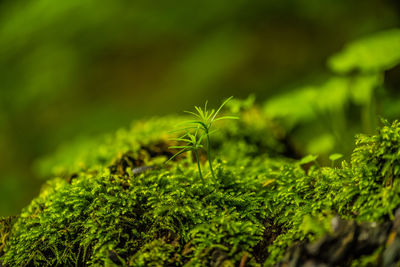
[3,103,400,266]
[0,216,18,260]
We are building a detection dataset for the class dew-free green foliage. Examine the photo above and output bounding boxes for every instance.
[352,119,400,187]
[2,28,400,266]
[4,0,395,217]
[3,106,400,266]
[263,28,400,160]
[36,116,185,179]
[329,153,343,167]
[168,130,206,181]
[169,97,238,180]
[328,28,400,73]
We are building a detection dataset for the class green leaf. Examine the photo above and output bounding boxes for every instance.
[214,116,239,121]
[328,28,400,73]
[165,148,190,163]
[299,154,318,165]
[168,146,190,149]
[211,96,234,122]
[183,110,201,119]
[329,153,343,162]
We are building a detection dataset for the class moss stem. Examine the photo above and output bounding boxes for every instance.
[206,134,216,179]
[194,149,204,183]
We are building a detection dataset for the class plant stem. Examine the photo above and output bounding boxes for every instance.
[206,134,216,179]
[194,149,204,183]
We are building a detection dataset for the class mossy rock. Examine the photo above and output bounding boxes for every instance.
[2,103,400,266]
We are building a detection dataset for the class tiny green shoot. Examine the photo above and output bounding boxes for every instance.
[167,129,206,182]
[329,153,343,167]
[167,96,238,181]
[183,96,238,179]
[299,154,319,165]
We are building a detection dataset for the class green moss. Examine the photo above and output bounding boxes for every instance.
[3,25,400,267]
[3,105,400,266]
[0,216,17,259]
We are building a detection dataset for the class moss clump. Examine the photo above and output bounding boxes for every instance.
[3,104,400,266]
[0,216,17,259]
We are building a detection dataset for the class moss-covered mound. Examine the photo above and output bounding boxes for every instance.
[1,100,400,266]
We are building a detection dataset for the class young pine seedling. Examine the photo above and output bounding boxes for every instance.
[168,96,238,180]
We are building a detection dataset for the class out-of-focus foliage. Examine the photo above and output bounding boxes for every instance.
[263,28,400,162]
[36,116,184,179]
[1,4,400,264]
[328,29,400,73]
[0,0,399,216]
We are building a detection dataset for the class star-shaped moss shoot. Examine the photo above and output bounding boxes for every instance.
[167,96,238,181]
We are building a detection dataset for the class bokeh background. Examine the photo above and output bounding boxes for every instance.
[1,0,399,216]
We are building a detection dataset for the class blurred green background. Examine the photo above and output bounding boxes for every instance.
[1,0,399,216]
